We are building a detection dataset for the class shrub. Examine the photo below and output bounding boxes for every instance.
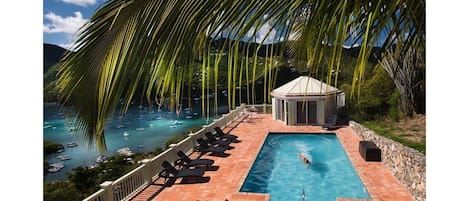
[44,181,83,201]
[387,89,402,121]
[340,66,396,121]
[44,140,64,155]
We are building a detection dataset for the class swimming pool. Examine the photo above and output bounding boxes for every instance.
[240,133,370,201]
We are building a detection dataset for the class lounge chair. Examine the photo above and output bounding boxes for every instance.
[196,138,227,155]
[176,151,214,168]
[322,114,338,130]
[205,132,231,147]
[159,160,204,182]
[214,127,238,140]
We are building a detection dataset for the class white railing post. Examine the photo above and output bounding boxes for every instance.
[212,118,219,128]
[100,181,114,201]
[141,159,152,184]
[202,125,209,134]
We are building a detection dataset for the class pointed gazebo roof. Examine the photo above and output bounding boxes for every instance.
[271,76,341,98]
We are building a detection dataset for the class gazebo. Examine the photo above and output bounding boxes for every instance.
[271,76,345,125]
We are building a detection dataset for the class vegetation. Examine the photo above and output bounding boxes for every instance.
[44,181,83,201]
[44,147,164,201]
[361,120,426,154]
[338,59,425,154]
[341,66,399,121]
[44,140,64,155]
[44,64,60,102]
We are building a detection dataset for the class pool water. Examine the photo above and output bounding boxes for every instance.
[240,133,370,201]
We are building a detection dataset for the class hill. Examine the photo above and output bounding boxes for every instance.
[44,43,66,72]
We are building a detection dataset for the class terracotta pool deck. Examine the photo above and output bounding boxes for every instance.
[130,114,413,201]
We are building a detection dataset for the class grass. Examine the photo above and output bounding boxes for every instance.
[361,120,426,155]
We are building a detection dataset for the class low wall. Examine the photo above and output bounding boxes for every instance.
[349,121,426,201]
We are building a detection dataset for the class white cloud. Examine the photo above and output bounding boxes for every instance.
[43,11,87,35]
[58,42,77,50]
[343,43,360,48]
[255,22,277,44]
[62,0,97,7]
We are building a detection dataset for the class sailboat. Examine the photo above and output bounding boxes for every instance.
[136,119,145,131]
[116,115,125,128]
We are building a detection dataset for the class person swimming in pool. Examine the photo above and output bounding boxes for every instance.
[297,153,311,168]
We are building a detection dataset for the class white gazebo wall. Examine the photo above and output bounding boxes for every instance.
[273,94,347,125]
[271,97,276,120]
[287,99,296,125]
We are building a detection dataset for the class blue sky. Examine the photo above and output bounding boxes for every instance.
[43,0,290,49]
[43,0,103,48]
[43,0,391,49]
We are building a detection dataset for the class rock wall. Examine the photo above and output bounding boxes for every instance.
[349,121,426,201]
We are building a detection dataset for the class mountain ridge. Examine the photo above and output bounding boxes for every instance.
[43,43,66,72]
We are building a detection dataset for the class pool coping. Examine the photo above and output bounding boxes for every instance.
[130,114,414,201]
[237,132,373,200]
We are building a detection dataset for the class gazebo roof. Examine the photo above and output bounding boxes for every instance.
[271,76,341,98]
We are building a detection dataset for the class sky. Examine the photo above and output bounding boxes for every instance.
[43,0,291,49]
[43,0,103,48]
[42,0,380,50]
[1,0,468,200]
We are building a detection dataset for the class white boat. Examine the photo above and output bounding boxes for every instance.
[169,125,177,128]
[123,131,130,137]
[117,147,133,156]
[96,155,106,163]
[48,167,61,173]
[69,127,77,131]
[173,120,183,125]
[58,154,72,161]
[136,119,145,131]
[186,115,192,119]
[137,145,145,149]
[67,142,78,147]
[149,124,154,127]
[50,163,64,169]
[116,124,125,128]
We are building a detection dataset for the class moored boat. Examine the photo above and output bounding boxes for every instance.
[67,142,78,147]
[57,154,72,161]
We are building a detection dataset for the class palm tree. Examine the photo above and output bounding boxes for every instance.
[57,0,425,152]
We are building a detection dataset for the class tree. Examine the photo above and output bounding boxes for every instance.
[57,0,425,151]
[380,47,425,117]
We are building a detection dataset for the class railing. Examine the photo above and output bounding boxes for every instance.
[83,104,247,201]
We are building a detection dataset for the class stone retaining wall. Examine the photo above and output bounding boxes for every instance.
[349,121,426,201]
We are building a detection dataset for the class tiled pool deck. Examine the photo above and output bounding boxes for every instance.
[130,114,414,201]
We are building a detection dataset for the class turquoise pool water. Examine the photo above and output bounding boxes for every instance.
[240,133,370,201]
[44,101,226,181]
